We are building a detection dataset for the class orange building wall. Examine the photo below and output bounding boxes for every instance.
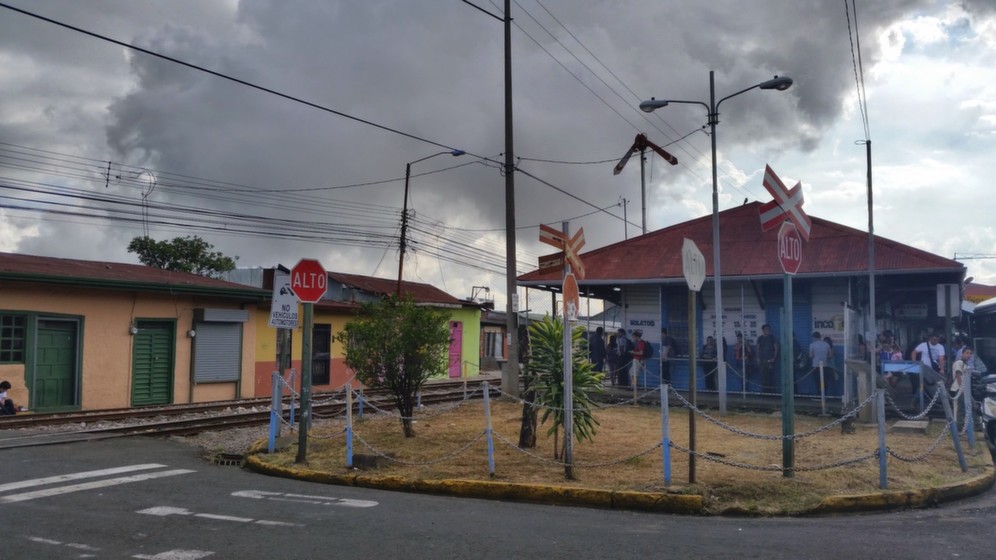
[0,281,258,410]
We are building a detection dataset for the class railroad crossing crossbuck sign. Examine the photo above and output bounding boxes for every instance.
[759,164,811,242]
[537,223,586,279]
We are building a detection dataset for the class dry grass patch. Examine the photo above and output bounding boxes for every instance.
[257,399,990,514]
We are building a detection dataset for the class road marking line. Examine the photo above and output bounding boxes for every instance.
[0,469,195,503]
[232,489,378,507]
[0,463,168,493]
[132,550,215,560]
[137,506,303,527]
[28,536,63,545]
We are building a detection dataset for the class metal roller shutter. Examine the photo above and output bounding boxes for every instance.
[192,322,242,382]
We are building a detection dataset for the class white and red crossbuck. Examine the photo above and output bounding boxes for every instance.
[758,164,811,242]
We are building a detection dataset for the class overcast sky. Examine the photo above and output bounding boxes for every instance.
[1,0,994,308]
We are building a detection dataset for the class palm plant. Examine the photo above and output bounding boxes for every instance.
[526,315,604,459]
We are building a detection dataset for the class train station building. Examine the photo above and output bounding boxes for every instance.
[518,202,965,398]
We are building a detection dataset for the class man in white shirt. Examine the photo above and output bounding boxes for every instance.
[912,333,945,402]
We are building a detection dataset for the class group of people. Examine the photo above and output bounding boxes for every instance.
[878,331,979,407]
[588,326,678,388]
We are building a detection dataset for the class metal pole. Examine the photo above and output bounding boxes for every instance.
[640,147,647,235]
[295,302,313,463]
[397,162,412,297]
[661,383,671,486]
[562,222,574,479]
[939,386,968,472]
[688,289,697,483]
[876,389,887,489]
[484,381,496,477]
[709,71,728,415]
[502,0,521,398]
[781,281,795,477]
[863,140,875,423]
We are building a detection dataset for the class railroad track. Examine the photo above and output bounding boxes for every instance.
[0,379,497,450]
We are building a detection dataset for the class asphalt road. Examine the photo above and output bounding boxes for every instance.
[1,436,992,559]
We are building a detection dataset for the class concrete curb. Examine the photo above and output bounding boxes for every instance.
[243,442,994,516]
[244,454,703,514]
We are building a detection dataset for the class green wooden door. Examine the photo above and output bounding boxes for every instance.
[35,319,79,409]
[131,321,174,406]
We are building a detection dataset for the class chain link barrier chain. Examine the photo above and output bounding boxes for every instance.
[884,386,943,421]
[347,384,487,421]
[886,419,955,463]
[491,429,662,468]
[352,429,487,467]
[669,440,880,472]
[668,385,877,441]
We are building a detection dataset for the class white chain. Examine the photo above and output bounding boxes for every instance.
[884,387,943,420]
[669,441,879,472]
[491,429,662,468]
[352,429,487,466]
[668,385,876,441]
[886,420,954,463]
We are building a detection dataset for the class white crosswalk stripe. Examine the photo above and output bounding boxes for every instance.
[0,465,195,503]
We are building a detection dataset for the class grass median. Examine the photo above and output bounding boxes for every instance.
[254,398,990,515]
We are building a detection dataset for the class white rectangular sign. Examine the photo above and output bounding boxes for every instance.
[269,271,300,328]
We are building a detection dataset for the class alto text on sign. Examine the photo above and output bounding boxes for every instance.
[777,221,803,275]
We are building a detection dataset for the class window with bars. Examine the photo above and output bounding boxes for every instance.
[0,314,26,363]
[664,292,690,357]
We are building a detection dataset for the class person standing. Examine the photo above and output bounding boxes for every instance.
[912,333,946,405]
[660,327,678,385]
[700,335,718,390]
[630,329,647,388]
[606,334,619,385]
[809,331,832,393]
[756,324,779,392]
[614,328,633,387]
[588,326,606,373]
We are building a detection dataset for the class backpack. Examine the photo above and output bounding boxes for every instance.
[642,340,653,359]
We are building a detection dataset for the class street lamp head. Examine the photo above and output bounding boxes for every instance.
[450,149,466,156]
[759,75,793,91]
[639,98,669,113]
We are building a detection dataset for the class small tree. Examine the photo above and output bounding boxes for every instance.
[336,295,450,437]
[128,235,237,277]
[525,315,603,459]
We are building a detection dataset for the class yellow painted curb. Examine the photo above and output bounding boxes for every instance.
[809,465,994,515]
[245,453,701,513]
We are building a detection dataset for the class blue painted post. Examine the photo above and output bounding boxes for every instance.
[662,383,671,486]
[876,389,887,489]
[268,371,280,454]
[288,368,296,428]
[483,382,496,477]
[346,384,354,468]
[939,386,968,472]
[358,389,364,418]
[964,383,976,449]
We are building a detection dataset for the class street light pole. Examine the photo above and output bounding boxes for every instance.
[640,71,792,414]
[398,150,464,297]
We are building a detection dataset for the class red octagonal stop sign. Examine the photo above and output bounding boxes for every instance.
[290,258,327,303]
[777,222,803,275]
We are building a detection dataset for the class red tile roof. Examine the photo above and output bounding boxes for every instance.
[328,271,465,306]
[0,252,269,298]
[520,202,963,284]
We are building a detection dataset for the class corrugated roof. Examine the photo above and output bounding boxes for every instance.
[520,202,963,284]
[0,252,269,298]
[328,271,464,306]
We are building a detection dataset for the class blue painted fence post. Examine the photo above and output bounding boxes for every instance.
[358,389,364,418]
[963,383,975,449]
[662,383,671,486]
[483,381,495,477]
[288,368,296,428]
[346,384,354,468]
[876,389,887,489]
[268,371,281,454]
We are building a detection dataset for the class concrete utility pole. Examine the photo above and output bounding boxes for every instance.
[502,0,520,397]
